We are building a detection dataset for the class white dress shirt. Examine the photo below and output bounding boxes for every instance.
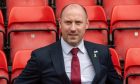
[61,38,95,84]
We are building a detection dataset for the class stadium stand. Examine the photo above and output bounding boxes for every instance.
[102,0,140,20]
[6,0,48,18]
[0,0,6,22]
[7,6,57,62]
[11,50,32,84]
[0,9,8,84]
[55,0,97,19]
[1,0,140,83]
[109,48,122,76]
[110,5,140,61]
[124,48,140,84]
[0,50,9,84]
[83,6,109,45]
[0,9,5,50]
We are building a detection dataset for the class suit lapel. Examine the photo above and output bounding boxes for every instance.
[51,41,102,84]
[85,41,101,83]
[51,41,70,84]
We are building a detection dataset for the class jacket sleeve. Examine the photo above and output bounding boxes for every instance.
[14,51,41,84]
[106,48,123,84]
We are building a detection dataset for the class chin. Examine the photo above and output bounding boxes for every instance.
[68,41,79,46]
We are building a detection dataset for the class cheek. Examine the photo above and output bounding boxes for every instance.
[79,29,86,38]
[61,29,69,38]
[78,28,86,34]
[60,25,67,32]
[61,28,68,34]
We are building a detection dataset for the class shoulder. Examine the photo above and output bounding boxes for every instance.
[84,41,109,50]
[32,41,60,55]
[28,41,61,68]
[84,41,111,63]
[30,41,61,61]
[84,41,110,58]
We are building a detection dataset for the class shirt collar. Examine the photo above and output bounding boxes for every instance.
[61,38,85,55]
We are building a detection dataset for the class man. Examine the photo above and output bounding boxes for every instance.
[14,4,123,84]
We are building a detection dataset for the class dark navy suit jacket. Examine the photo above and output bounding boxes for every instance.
[14,40,123,84]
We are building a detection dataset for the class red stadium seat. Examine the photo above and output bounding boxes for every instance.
[102,0,140,20]
[6,0,48,17]
[55,0,97,19]
[109,48,122,76]
[11,50,32,84]
[8,6,57,62]
[124,48,140,84]
[84,6,108,45]
[110,5,140,61]
[0,10,5,50]
[0,50,9,84]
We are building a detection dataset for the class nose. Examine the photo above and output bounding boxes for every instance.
[70,23,76,31]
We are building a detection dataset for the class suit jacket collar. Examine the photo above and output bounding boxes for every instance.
[51,40,101,84]
[84,41,102,84]
[61,38,85,55]
[51,40,70,84]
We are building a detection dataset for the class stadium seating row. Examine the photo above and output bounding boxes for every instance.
[1,0,140,20]
[0,0,140,84]
[1,0,140,62]
[8,6,57,62]
[102,0,140,19]
[2,47,140,84]
[0,5,140,62]
[0,5,109,63]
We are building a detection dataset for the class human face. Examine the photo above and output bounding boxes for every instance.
[59,5,89,46]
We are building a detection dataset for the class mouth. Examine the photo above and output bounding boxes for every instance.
[68,34,78,36]
[68,34,78,40]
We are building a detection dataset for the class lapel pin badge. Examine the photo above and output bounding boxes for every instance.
[94,54,97,58]
[94,50,98,53]
[93,50,98,58]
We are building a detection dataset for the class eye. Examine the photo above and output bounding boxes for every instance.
[75,21,82,25]
[64,21,72,25]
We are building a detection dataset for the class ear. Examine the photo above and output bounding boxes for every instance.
[58,18,62,36]
[58,18,61,29]
[85,19,89,29]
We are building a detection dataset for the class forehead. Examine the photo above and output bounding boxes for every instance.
[62,10,85,21]
[61,4,87,19]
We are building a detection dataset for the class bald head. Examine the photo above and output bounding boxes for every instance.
[59,4,89,47]
[60,4,88,19]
